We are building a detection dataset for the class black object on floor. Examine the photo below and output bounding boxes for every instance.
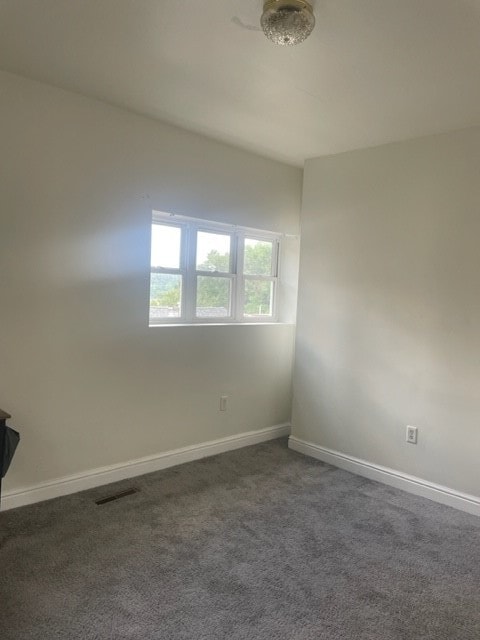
[0,409,20,505]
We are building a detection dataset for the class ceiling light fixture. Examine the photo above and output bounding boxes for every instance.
[261,0,315,46]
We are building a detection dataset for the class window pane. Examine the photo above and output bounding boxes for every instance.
[150,273,182,319]
[244,279,273,317]
[151,224,181,269]
[196,231,231,272]
[244,238,273,276]
[196,276,231,318]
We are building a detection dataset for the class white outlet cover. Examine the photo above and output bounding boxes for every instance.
[406,426,418,444]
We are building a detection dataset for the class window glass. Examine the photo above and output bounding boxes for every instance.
[244,279,273,317]
[150,274,182,319]
[151,224,181,269]
[196,276,231,318]
[244,238,273,276]
[196,232,231,272]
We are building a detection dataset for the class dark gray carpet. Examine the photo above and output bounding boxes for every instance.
[0,438,479,640]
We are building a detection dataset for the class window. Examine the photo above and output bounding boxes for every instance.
[149,212,280,325]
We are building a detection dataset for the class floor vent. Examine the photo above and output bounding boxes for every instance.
[95,488,139,505]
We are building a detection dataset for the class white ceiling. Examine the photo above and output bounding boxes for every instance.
[1,0,480,166]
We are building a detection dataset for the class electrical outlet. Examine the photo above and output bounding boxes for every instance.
[406,425,418,444]
[220,395,228,411]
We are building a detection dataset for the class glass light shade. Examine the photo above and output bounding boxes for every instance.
[261,0,315,46]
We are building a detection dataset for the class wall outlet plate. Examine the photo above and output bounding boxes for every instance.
[406,425,418,444]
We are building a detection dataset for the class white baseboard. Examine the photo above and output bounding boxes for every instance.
[1,423,290,511]
[288,436,480,517]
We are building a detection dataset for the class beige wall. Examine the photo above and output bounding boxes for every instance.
[293,127,480,497]
[0,71,302,492]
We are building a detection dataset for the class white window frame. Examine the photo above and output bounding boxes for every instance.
[149,211,281,325]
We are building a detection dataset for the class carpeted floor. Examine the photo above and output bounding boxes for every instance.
[0,438,479,639]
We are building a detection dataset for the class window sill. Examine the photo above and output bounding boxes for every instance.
[148,322,295,328]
